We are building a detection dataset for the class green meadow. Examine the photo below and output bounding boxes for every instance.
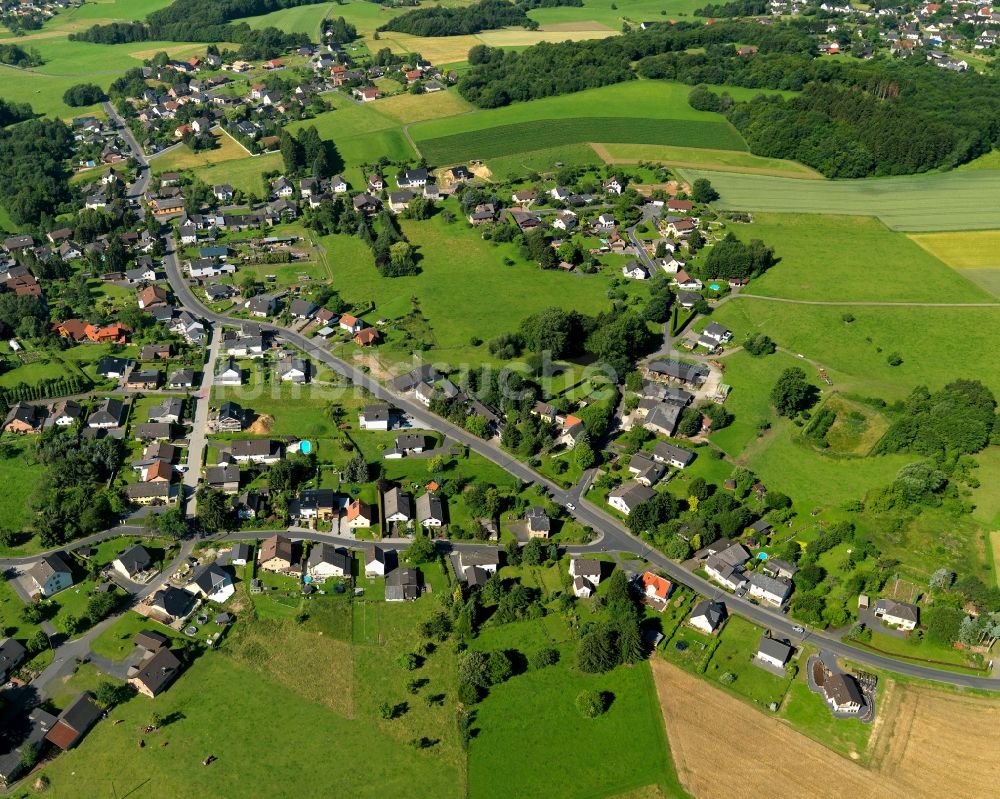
[711,300,1000,400]
[680,168,1000,231]
[737,214,993,303]
[410,81,750,164]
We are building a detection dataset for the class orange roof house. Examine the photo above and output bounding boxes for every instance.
[354,327,379,347]
[145,459,173,483]
[640,571,673,608]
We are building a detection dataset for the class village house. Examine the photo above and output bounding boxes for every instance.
[307,544,351,580]
[385,568,421,602]
[44,693,103,751]
[129,646,182,697]
[3,401,45,434]
[417,492,445,528]
[112,544,152,580]
[608,482,655,516]
[689,599,727,634]
[207,463,241,494]
[640,571,673,610]
[524,506,551,538]
[822,672,864,714]
[569,559,603,599]
[755,634,793,671]
[296,488,337,521]
[364,544,390,577]
[383,486,413,524]
[27,552,74,598]
[359,403,391,431]
[346,498,372,528]
[185,562,235,603]
[873,598,919,630]
[259,534,296,573]
[230,439,282,465]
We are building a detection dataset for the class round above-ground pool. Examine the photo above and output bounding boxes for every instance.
[184,626,197,636]
[300,440,312,455]
[303,574,313,584]
[709,283,720,291]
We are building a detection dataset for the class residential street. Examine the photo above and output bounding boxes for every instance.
[158,235,1000,692]
[181,326,221,517]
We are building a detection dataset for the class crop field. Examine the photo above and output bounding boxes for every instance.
[680,168,1000,231]
[591,142,820,177]
[485,142,604,177]
[908,230,1000,298]
[411,81,751,163]
[737,214,992,303]
[526,0,709,28]
[651,659,889,798]
[419,117,746,165]
[711,300,1000,400]
[865,680,1000,797]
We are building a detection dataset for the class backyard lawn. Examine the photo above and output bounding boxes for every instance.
[702,616,795,708]
[467,617,686,799]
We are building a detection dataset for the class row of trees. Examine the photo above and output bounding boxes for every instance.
[278,126,342,180]
[379,0,534,36]
[70,0,322,57]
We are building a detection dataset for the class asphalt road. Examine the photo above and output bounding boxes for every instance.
[156,235,1000,691]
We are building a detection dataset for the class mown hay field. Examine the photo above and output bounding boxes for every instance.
[652,659,1000,799]
[679,167,1000,231]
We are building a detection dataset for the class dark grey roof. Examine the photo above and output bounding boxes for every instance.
[307,543,351,573]
[29,551,73,587]
[188,562,232,596]
[757,635,792,664]
[385,567,421,600]
[690,599,726,629]
[150,585,195,619]
[115,544,152,574]
[56,692,103,734]
[134,647,182,695]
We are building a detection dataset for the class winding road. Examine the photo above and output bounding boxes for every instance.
[25,117,992,694]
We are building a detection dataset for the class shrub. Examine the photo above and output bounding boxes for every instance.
[575,689,607,718]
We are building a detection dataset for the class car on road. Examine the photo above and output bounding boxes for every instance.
[792,625,805,634]
[565,502,575,511]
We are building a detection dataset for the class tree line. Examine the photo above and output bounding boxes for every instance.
[69,0,324,57]
[379,0,537,37]
[457,19,1000,175]
[0,98,33,128]
[0,43,43,68]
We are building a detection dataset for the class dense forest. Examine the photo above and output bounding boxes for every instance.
[70,0,324,56]
[379,0,535,36]
[379,0,581,36]
[0,118,75,227]
[458,20,1000,176]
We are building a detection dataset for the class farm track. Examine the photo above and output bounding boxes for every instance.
[734,293,1000,308]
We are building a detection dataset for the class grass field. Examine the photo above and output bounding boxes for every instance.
[592,142,821,178]
[778,669,873,759]
[0,438,44,531]
[711,300,1000,400]
[150,130,249,172]
[969,446,1000,530]
[191,152,283,196]
[246,1,333,36]
[702,616,794,707]
[680,168,1000,231]
[317,210,647,364]
[955,148,1000,170]
[28,651,462,798]
[90,611,180,660]
[467,617,685,798]
[484,142,604,177]
[817,395,890,456]
[411,81,749,165]
[737,214,993,303]
[990,530,1000,584]
[374,89,475,125]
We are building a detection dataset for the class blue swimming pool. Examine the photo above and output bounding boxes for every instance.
[300,440,312,454]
